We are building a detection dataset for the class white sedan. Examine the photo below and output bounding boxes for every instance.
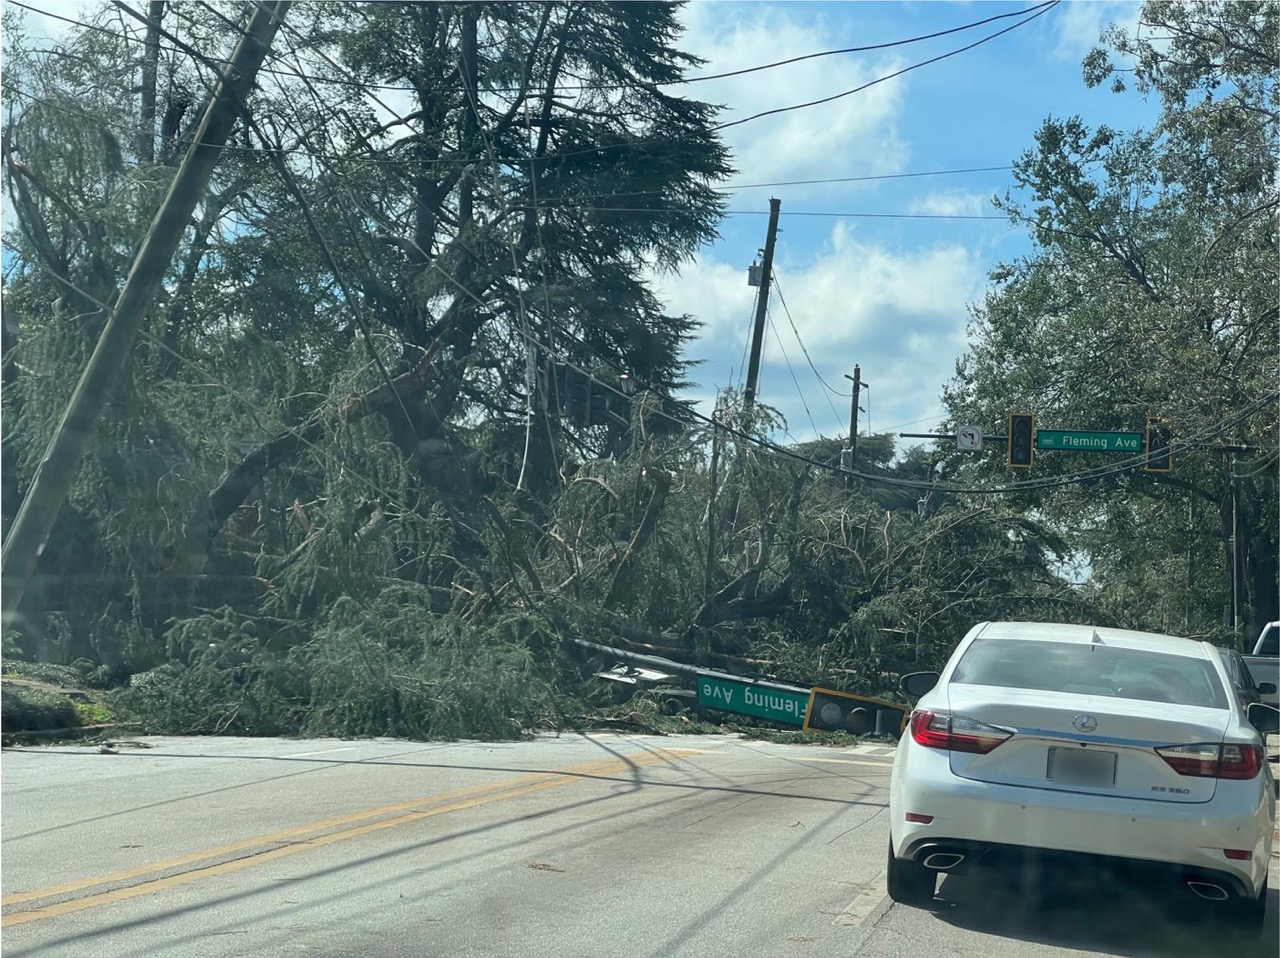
[888,621,1277,935]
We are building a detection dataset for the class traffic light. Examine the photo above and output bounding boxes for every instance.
[1145,418,1173,473]
[1007,413,1035,468]
[803,687,908,737]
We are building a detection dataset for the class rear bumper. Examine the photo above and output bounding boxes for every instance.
[903,838,1254,898]
[890,742,1274,899]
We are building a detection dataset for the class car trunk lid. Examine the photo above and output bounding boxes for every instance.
[944,685,1229,804]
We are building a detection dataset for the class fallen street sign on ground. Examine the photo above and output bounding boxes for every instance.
[696,674,809,726]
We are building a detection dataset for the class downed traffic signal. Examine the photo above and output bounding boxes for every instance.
[803,687,908,737]
[1007,413,1034,468]
[1145,418,1172,473]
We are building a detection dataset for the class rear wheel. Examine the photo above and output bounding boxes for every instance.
[886,839,936,907]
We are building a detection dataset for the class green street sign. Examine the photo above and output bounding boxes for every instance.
[1036,430,1143,453]
[696,674,808,726]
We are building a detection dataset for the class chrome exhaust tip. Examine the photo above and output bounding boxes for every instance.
[922,852,965,870]
[1187,881,1229,901]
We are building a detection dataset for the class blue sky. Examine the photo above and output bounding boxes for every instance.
[655,0,1160,448]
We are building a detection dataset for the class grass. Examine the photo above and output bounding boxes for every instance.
[1,663,119,744]
[73,700,116,725]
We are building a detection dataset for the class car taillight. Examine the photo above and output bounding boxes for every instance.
[1155,743,1264,779]
[910,710,1011,754]
[1219,744,1264,779]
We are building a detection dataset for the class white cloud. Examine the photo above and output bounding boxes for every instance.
[677,3,911,192]
[906,190,989,217]
[1051,0,1141,61]
[653,221,989,442]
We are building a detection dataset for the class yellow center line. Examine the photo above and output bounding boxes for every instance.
[3,747,697,925]
[3,757,611,906]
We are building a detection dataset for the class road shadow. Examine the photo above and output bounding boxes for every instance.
[932,865,1279,958]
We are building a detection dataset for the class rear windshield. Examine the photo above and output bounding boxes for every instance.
[951,638,1228,709]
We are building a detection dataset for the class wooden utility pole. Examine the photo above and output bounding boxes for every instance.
[842,365,865,486]
[847,364,862,467]
[1,1,290,619]
[742,198,781,412]
[704,417,721,596]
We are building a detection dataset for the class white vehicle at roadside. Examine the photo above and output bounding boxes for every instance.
[887,621,1277,935]
[1243,620,1279,709]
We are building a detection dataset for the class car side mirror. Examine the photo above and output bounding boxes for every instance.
[1257,682,1277,696]
[901,672,940,699]
[1247,702,1280,734]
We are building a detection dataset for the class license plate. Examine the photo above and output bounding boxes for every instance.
[1047,746,1117,787]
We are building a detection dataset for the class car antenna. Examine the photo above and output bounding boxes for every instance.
[1090,630,1105,649]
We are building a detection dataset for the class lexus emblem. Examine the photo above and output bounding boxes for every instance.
[1073,714,1098,732]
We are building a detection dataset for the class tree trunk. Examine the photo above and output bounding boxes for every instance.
[138,1,165,163]
[458,5,478,226]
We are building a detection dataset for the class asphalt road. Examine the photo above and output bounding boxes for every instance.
[2,733,1277,958]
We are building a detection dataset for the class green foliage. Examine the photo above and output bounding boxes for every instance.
[1,684,81,732]
[115,592,572,739]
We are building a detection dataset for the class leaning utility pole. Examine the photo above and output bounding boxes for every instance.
[1,1,290,619]
[742,198,781,412]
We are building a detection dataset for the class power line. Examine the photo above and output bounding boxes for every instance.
[419,231,1280,495]
[768,274,846,436]
[770,273,853,400]
[516,168,1016,202]
[714,1,1061,131]
[15,195,1271,507]
[0,89,1011,223]
[721,167,1015,192]
[683,1,1059,86]
[515,203,1007,221]
[8,1,1032,216]
[11,1,1056,172]
[104,1,420,446]
[8,0,1058,96]
[1,85,1020,204]
[13,252,441,539]
[733,297,756,395]
[765,311,823,439]
[879,413,949,433]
